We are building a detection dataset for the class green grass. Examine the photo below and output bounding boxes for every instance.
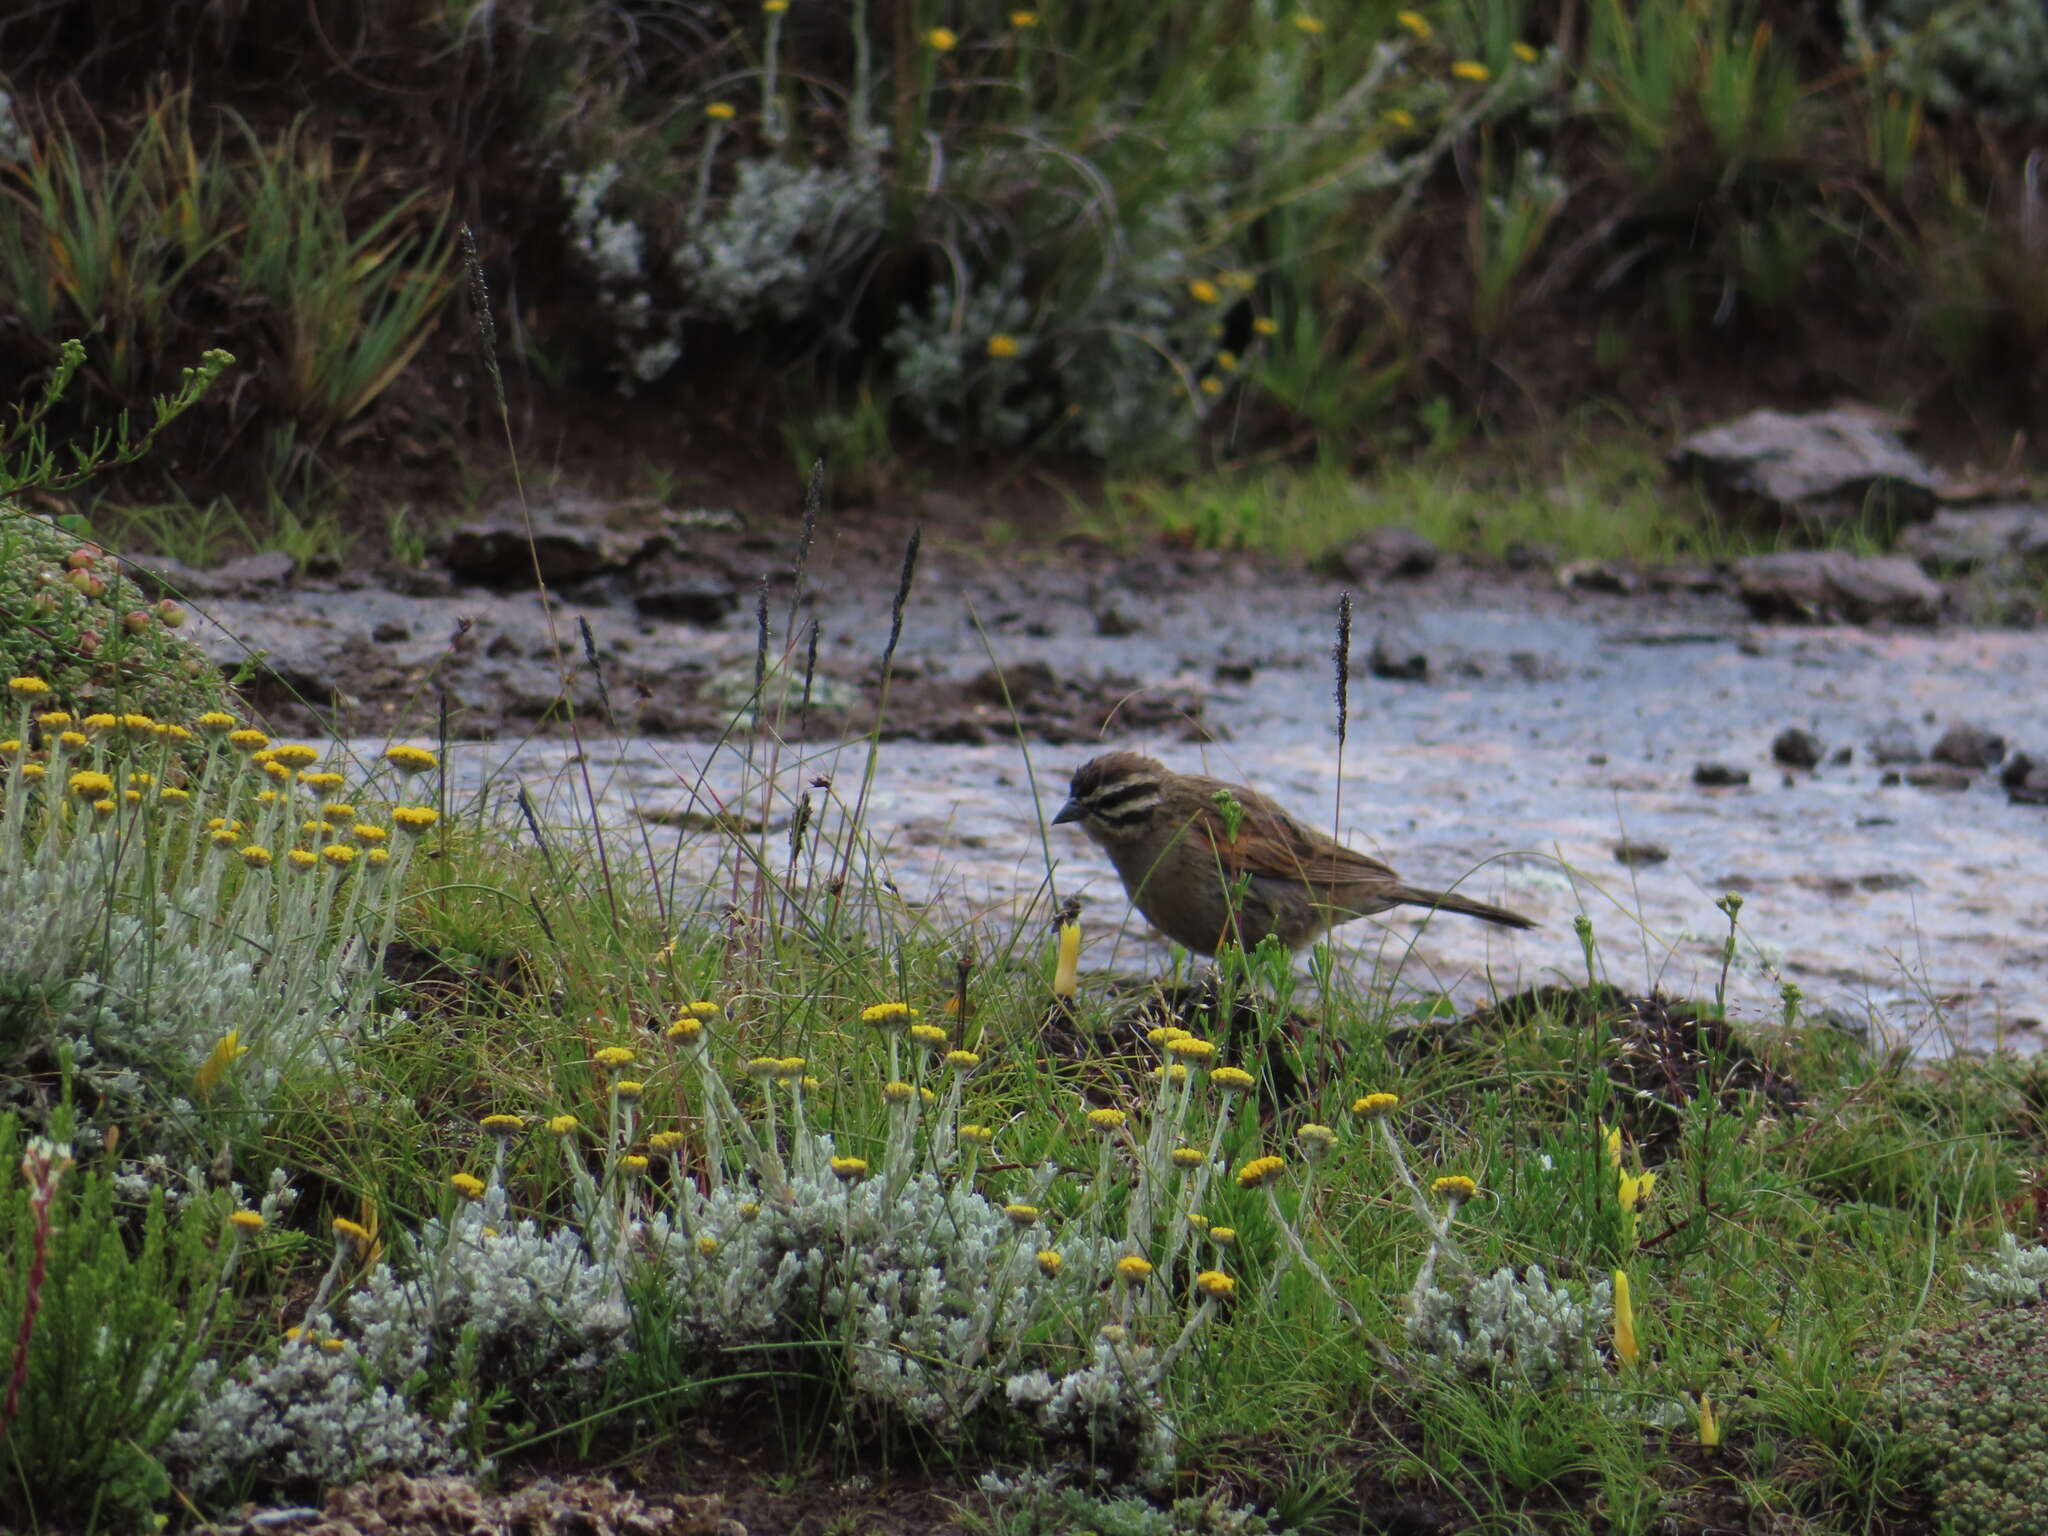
[1077,426,1752,567]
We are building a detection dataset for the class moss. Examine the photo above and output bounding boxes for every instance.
[1891,1301,2048,1536]
[0,504,240,730]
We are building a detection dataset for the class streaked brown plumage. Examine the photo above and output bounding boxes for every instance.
[1053,751,1535,955]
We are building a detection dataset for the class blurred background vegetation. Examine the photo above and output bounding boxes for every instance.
[1,0,2045,547]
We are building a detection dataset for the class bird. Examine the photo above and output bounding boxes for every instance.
[1052,751,1535,956]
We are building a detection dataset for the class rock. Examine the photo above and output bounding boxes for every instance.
[1930,723,2006,769]
[1693,762,1751,787]
[1733,551,1943,625]
[1325,525,1439,582]
[1094,604,1142,637]
[1502,541,1560,572]
[1369,629,1429,682]
[371,620,411,644]
[1613,840,1670,866]
[1868,720,1923,765]
[633,576,741,625]
[2000,753,2048,805]
[1643,562,1726,594]
[1670,405,1945,526]
[121,549,297,598]
[1557,559,1635,594]
[117,552,205,599]
[1905,764,1975,792]
[1772,727,1824,770]
[388,567,456,598]
[442,499,663,587]
[1900,503,2048,576]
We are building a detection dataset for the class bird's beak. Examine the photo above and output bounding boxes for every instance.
[1052,797,1083,826]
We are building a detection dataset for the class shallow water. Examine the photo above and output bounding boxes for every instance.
[347,576,2048,1055]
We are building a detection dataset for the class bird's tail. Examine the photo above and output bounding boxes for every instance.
[1389,884,1537,930]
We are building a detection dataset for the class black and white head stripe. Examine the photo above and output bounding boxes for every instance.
[1057,752,1167,832]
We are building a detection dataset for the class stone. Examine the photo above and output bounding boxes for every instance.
[1556,559,1635,594]
[1733,551,1943,625]
[2000,753,2048,806]
[1670,405,1945,526]
[1905,764,1975,792]
[1325,525,1439,582]
[442,498,663,587]
[1693,762,1751,787]
[1613,840,1670,866]
[1869,720,1923,765]
[1930,724,2005,770]
[1900,503,2048,576]
[633,576,741,625]
[1771,727,1824,770]
[1094,604,1142,637]
[1369,629,1429,682]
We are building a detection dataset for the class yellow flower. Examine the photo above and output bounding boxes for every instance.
[365,847,390,867]
[678,999,723,1021]
[1396,10,1430,39]
[909,1023,949,1048]
[1004,1203,1040,1227]
[1353,1092,1400,1117]
[1512,40,1539,62]
[1252,316,1280,337]
[0,740,17,756]
[6,676,50,696]
[392,805,439,833]
[196,711,237,733]
[271,744,319,768]
[697,1235,720,1257]
[959,1123,995,1147]
[738,1202,760,1220]
[331,1217,375,1252]
[1186,1212,1209,1232]
[262,761,292,781]
[744,1056,782,1079]
[1212,1066,1255,1093]
[649,1130,684,1152]
[480,1114,524,1135]
[1195,1269,1235,1299]
[1603,1123,1623,1167]
[1292,13,1324,34]
[1295,1123,1337,1158]
[1451,59,1490,81]
[228,728,270,752]
[321,843,357,869]
[20,763,44,781]
[1617,1169,1657,1212]
[1035,1248,1061,1276]
[614,1079,645,1100]
[287,848,318,870]
[161,786,190,803]
[1087,1107,1128,1133]
[384,744,438,774]
[1011,9,1039,26]
[1188,278,1221,304]
[1215,350,1239,372]
[319,800,356,822]
[1220,269,1255,291]
[352,824,389,844]
[1166,1036,1216,1062]
[774,1057,806,1081]
[705,101,737,120]
[882,1080,916,1105]
[945,1049,981,1072]
[762,0,787,9]
[211,827,245,849]
[861,1001,919,1028]
[117,713,153,734]
[1237,1155,1286,1188]
[68,770,114,800]
[667,1016,705,1044]
[830,1155,870,1182]
[927,26,957,50]
[1210,1226,1237,1246]
[1171,1146,1204,1169]
[319,1336,347,1354]
[1148,1026,1189,1046]
[194,1030,248,1099]
[157,723,192,742]
[240,845,273,868]
[57,730,87,750]
[595,1046,636,1069]
[229,1209,266,1231]
[1116,1255,1153,1285]
[1697,1392,1720,1448]
[298,771,345,790]
[451,1173,486,1200]
[36,711,72,728]
[986,333,1021,359]
[1613,1270,1639,1365]
[1432,1174,1478,1201]
[120,789,140,806]
[548,1114,581,1135]
[620,1154,650,1175]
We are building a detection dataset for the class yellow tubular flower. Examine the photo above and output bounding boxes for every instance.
[287,849,318,869]
[1188,278,1220,304]
[1004,1204,1040,1227]
[1035,1249,1061,1277]
[451,1173,486,1200]
[68,770,113,800]
[1210,1226,1237,1246]
[1166,1036,1216,1062]
[1451,59,1490,81]
[229,1210,266,1231]
[240,845,272,868]
[986,334,1021,359]
[667,1017,704,1043]
[271,744,319,768]
[882,1080,916,1104]
[860,1002,919,1028]
[1195,1269,1235,1299]
[1116,1255,1153,1285]
[392,806,439,833]
[1613,1270,1639,1365]
[321,844,357,869]
[1237,1155,1286,1188]
[945,1049,981,1072]
[480,1114,524,1136]
[594,1046,636,1068]
[548,1114,581,1135]
[331,1217,374,1252]
[1433,1174,1479,1201]
[1396,9,1430,38]
[196,711,238,733]
[908,1023,949,1048]
[384,744,438,773]
[959,1124,995,1147]
[620,1155,649,1175]
[1171,1146,1203,1169]
[1353,1092,1400,1117]
[927,25,957,50]
[830,1156,870,1182]
[1087,1108,1127,1133]
[705,101,737,120]
[648,1131,684,1152]
[1211,1066,1255,1093]
[6,676,51,695]
[1296,1124,1337,1158]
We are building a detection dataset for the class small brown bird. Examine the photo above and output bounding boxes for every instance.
[1053,751,1535,956]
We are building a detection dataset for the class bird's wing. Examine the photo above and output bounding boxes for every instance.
[1182,779,1400,887]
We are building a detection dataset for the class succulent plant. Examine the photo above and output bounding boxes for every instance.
[1890,1300,2048,1536]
